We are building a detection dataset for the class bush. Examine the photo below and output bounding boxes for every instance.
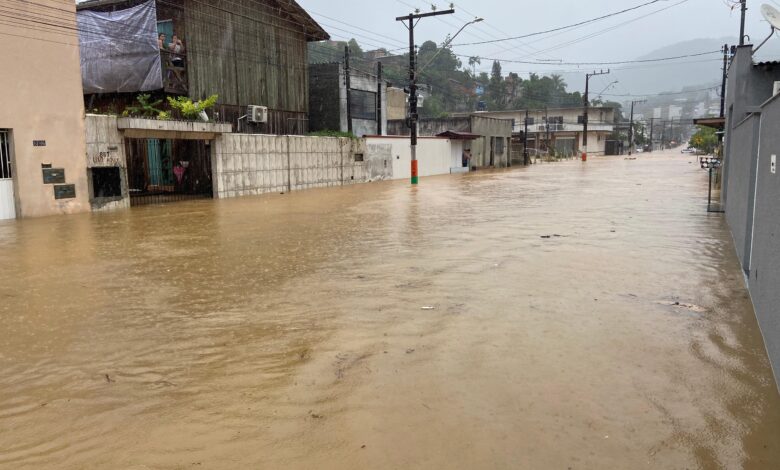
[167,94,219,120]
[125,94,164,118]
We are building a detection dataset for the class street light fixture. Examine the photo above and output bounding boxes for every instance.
[419,18,484,73]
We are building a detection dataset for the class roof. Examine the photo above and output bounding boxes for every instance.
[436,131,481,140]
[693,116,725,130]
[76,0,329,41]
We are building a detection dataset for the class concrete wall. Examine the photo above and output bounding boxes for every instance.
[84,115,130,212]
[724,113,760,271]
[385,115,512,168]
[366,137,453,180]
[747,95,780,387]
[386,87,407,121]
[722,45,780,390]
[471,115,512,168]
[0,0,90,218]
[212,134,391,198]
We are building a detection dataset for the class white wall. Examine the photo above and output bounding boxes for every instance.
[366,137,453,180]
[213,134,383,199]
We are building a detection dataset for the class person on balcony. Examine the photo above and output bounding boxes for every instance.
[158,33,166,50]
[168,35,185,67]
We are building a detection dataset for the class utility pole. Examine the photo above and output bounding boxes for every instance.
[719,43,729,150]
[377,61,383,135]
[545,106,550,154]
[344,46,352,134]
[396,8,455,185]
[649,117,654,152]
[739,0,747,46]
[628,99,646,155]
[524,110,530,165]
[582,69,610,161]
[670,117,675,147]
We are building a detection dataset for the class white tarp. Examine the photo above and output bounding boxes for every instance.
[77,0,162,94]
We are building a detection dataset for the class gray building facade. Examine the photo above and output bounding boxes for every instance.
[308,62,387,137]
[722,44,780,390]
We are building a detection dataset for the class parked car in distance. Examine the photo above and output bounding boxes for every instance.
[681,147,696,154]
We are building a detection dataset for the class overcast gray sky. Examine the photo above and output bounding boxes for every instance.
[298,0,776,91]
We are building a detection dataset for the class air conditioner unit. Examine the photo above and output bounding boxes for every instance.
[248,105,268,123]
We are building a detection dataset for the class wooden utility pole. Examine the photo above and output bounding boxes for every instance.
[396,8,455,184]
[582,70,610,161]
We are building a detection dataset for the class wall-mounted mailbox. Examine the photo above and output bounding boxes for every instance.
[42,168,66,184]
[53,184,76,200]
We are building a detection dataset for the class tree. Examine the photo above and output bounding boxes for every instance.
[486,60,504,110]
[690,126,717,153]
[347,39,363,58]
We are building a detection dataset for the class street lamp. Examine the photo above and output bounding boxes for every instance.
[419,18,484,72]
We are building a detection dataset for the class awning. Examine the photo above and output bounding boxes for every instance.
[693,117,725,130]
[436,131,481,140]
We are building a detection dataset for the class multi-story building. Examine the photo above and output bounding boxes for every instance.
[464,106,617,157]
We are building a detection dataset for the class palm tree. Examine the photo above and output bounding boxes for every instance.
[550,74,567,93]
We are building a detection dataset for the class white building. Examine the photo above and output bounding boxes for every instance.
[466,106,617,157]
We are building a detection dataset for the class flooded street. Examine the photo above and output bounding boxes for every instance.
[1,150,779,469]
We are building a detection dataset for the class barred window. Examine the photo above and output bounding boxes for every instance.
[349,89,377,120]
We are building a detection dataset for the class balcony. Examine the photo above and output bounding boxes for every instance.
[514,122,615,133]
[161,50,188,95]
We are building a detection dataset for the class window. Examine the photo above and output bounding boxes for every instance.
[349,89,377,120]
[525,117,535,125]
[577,115,585,124]
[495,136,505,155]
[0,130,11,179]
[354,153,364,162]
[91,167,122,199]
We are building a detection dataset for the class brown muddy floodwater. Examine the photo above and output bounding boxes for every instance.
[1,151,779,469]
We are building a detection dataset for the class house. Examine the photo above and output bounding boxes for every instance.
[75,0,327,207]
[308,62,387,137]
[76,0,329,135]
[719,44,780,391]
[0,1,90,220]
[386,115,513,169]
[461,107,617,158]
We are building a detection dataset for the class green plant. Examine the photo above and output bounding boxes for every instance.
[126,94,164,118]
[167,94,218,120]
[690,126,717,154]
[307,130,358,139]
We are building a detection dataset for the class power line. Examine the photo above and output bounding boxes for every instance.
[450,0,670,47]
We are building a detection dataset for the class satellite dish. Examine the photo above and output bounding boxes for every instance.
[761,4,780,30]
[754,4,780,53]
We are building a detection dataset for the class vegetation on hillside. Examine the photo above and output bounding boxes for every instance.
[309,39,618,119]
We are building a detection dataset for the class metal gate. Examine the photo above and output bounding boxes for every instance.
[0,130,15,220]
[125,138,213,206]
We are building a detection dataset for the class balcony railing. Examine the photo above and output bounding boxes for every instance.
[161,50,188,95]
